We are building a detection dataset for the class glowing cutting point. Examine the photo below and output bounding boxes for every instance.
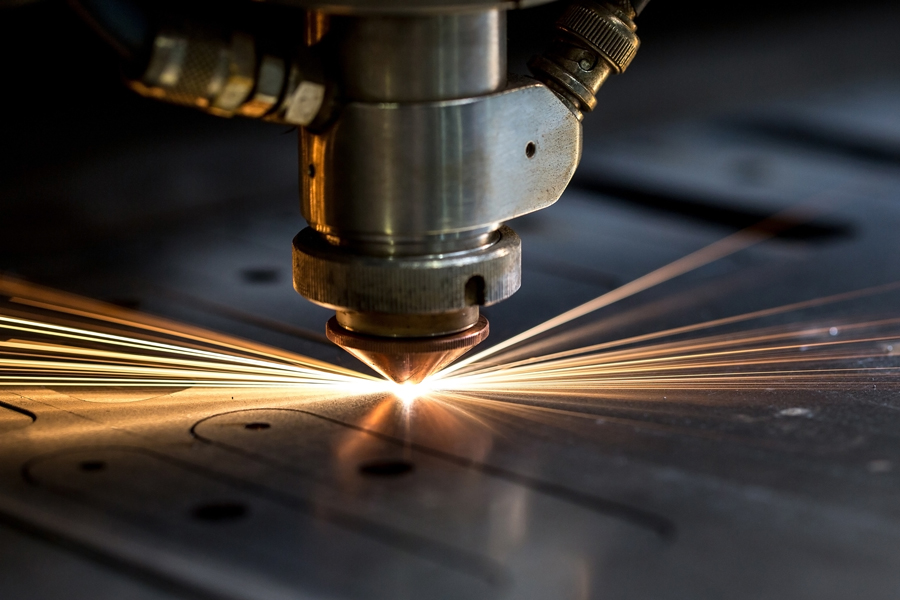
[391,381,428,405]
[325,316,489,384]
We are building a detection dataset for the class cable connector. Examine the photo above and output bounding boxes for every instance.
[529,0,640,119]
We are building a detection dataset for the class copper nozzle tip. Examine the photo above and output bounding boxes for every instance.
[326,316,489,384]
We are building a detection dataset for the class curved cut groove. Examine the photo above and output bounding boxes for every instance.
[192,407,676,540]
[0,399,35,434]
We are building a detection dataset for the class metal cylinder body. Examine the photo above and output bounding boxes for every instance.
[293,5,582,343]
[301,10,507,260]
[336,11,506,103]
[297,9,516,337]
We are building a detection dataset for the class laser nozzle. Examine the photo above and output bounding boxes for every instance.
[326,316,489,384]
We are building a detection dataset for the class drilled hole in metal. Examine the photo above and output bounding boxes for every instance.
[465,275,486,306]
[308,164,316,178]
[192,503,248,522]
[79,460,106,472]
[244,422,271,430]
[359,460,415,477]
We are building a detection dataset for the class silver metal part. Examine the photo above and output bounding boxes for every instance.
[129,28,328,126]
[299,77,582,246]
[337,11,506,102]
[269,59,328,126]
[130,29,247,113]
[292,225,522,314]
[237,55,287,118]
[211,33,257,114]
[292,7,583,345]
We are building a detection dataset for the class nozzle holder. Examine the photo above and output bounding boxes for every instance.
[292,226,522,317]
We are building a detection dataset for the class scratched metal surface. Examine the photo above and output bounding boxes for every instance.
[5,16,900,600]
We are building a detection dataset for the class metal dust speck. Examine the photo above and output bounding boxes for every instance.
[778,408,813,418]
[867,459,893,473]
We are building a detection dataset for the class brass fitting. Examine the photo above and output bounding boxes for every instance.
[529,0,641,119]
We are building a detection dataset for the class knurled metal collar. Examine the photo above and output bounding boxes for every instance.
[293,226,521,314]
[557,1,640,73]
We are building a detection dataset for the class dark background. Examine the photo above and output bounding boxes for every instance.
[1,0,899,315]
[1,0,892,172]
[4,7,900,596]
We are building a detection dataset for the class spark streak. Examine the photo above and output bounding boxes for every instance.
[2,204,898,413]
[441,202,835,376]
[440,221,775,375]
[0,276,378,392]
[3,274,897,399]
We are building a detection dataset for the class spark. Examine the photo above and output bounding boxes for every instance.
[441,201,835,376]
[389,382,432,406]
[2,198,898,423]
[433,315,900,394]
[0,276,377,392]
[440,220,774,376]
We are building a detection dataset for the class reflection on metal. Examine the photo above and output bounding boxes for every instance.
[299,81,580,243]
[335,11,507,102]
[0,400,34,434]
[8,10,900,587]
[6,234,900,596]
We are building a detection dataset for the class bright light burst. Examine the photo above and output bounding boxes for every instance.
[431,316,900,393]
[3,216,900,407]
[389,381,433,405]
[0,276,378,393]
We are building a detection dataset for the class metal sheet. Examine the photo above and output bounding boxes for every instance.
[4,12,900,600]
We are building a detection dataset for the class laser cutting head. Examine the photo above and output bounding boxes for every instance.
[288,5,592,378]
[106,0,643,379]
[288,1,640,378]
